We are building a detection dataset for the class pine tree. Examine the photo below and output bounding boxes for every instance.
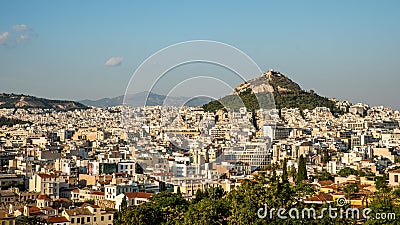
[194,189,204,203]
[296,155,307,184]
[120,195,128,212]
[321,149,329,164]
[282,159,288,183]
[177,186,181,195]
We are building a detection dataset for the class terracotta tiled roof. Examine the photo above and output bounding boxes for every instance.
[46,216,69,223]
[318,180,334,186]
[42,206,53,211]
[114,172,126,175]
[37,194,50,200]
[65,207,92,216]
[30,206,42,213]
[303,193,333,204]
[124,192,153,199]
[80,203,91,208]
[361,159,372,162]
[80,204,100,209]
[38,174,56,178]
[98,181,111,185]
[389,169,400,173]
[28,206,45,216]
[300,141,312,147]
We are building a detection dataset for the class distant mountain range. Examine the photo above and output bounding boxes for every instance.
[79,95,124,108]
[0,93,87,111]
[0,70,344,114]
[79,91,213,108]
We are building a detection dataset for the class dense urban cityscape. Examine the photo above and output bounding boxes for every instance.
[2,1,400,224]
[0,70,399,224]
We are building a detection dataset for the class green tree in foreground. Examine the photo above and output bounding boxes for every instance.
[296,155,308,184]
[365,188,400,225]
[375,175,389,191]
[114,168,400,225]
[343,183,359,198]
[318,170,333,181]
[183,198,230,225]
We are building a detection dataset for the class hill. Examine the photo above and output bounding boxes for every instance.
[80,92,212,108]
[202,70,343,116]
[80,95,124,108]
[0,93,87,111]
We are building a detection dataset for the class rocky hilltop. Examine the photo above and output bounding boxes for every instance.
[203,70,343,116]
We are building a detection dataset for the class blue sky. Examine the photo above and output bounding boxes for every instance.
[0,1,399,109]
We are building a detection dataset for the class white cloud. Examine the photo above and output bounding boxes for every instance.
[0,24,37,47]
[104,56,123,66]
[12,24,28,31]
[16,34,30,43]
[0,32,10,44]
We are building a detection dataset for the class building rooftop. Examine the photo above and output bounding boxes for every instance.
[65,207,92,216]
[125,192,153,199]
[46,216,69,223]
[0,210,15,220]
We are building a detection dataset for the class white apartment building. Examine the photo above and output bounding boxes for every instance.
[29,173,68,200]
[104,182,138,201]
[382,131,400,148]
[114,192,153,210]
[117,161,136,176]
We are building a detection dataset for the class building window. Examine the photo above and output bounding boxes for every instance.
[109,215,112,220]
[71,218,75,223]
[101,216,104,221]
[87,217,90,222]
[94,217,97,222]
[77,218,80,223]
[395,175,399,183]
